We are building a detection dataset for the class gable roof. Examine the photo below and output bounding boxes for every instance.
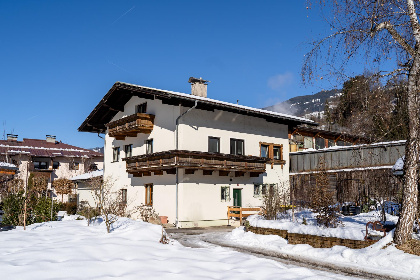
[79,82,316,133]
[0,138,103,158]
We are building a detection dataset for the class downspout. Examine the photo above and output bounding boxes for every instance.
[175,101,198,228]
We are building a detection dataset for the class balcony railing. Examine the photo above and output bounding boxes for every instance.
[106,113,155,140]
[123,150,268,177]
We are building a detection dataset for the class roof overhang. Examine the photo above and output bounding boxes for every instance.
[79,82,317,133]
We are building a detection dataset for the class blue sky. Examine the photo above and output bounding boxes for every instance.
[0,1,347,149]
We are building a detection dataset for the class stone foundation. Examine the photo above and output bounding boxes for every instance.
[247,226,377,249]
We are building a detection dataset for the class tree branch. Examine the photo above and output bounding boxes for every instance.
[371,21,416,57]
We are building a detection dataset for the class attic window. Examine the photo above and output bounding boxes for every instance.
[137,103,147,114]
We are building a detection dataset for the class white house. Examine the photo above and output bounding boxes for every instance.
[78,78,315,227]
[70,169,103,207]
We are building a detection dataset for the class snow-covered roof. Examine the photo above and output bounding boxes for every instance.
[121,82,314,124]
[290,140,406,155]
[0,138,103,158]
[0,162,17,169]
[79,81,316,133]
[70,169,103,181]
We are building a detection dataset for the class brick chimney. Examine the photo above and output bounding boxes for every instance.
[7,134,18,142]
[188,77,209,98]
[46,135,56,143]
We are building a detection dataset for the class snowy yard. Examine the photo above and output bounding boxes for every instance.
[1,217,355,280]
[247,210,400,240]
[220,211,420,279]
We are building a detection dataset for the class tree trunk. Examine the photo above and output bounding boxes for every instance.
[394,55,420,245]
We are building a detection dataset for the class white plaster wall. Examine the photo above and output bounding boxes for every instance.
[104,96,181,220]
[103,97,291,226]
[76,181,97,207]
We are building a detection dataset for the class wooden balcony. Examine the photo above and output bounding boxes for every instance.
[106,113,155,140]
[123,150,268,177]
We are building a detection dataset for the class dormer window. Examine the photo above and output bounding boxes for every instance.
[136,102,147,114]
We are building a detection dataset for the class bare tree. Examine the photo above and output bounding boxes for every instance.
[89,176,127,233]
[304,0,420,245]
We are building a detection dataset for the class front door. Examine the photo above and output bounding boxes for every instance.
[233,189,242,207]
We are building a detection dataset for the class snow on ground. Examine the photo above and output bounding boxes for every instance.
[247,210,399,240]
[222,211,420,279]
[0,217,353,280]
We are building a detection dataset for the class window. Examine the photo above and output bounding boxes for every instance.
[260,144,269,158]
[68,194,77,203]
[88,163,98,171]
[208,137,220,153]
[145,184,153,206]
[34,161,48,170]
[221,186,230,202]
[261,184,267,195]
[137,102,147,113]
[124,144,133,158]
[146,139,153,154]
[230,138,244,155]
[53,161,60,169]
[254,184,277,196]
[70,162,79,170]
[315,137,326,149]
[273,146,280,160]
[113,147,120,162]
[253,184,261,196]
[260,142,283,162]
[121,189,127,204]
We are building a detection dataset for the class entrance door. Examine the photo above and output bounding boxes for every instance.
[233,189,242,207]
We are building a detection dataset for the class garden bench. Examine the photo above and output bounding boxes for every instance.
[227,206,262,225]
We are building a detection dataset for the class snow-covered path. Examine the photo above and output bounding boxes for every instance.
[0,218,358,280]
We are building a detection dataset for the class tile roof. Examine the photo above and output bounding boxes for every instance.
[0,138,103,158]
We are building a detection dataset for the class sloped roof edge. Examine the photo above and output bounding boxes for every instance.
[79,82,317,133]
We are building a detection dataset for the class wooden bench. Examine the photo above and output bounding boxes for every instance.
[227,206,262,225]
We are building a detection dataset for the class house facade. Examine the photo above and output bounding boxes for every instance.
[79,79,314,227]
[0,135,103,201]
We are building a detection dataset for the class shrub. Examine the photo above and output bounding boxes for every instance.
[1,191,26,226]
[32,197,60,223]
[77,205,100,226]
[261,183,290,220]
[59,202,78,215]
[136,204,159,223]
[311,162,341,228]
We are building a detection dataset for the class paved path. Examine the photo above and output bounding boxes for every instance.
[166,226,407,280]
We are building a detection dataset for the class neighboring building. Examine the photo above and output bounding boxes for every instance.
[78,79,314,227]
[289,140,406,207]
[0,134,104,201]
[289,125,370,152]
[70,169,103,207]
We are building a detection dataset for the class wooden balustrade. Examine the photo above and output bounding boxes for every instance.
[106,113,155,140]
[124,150,268,177]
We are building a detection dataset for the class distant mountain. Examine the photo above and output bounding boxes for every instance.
[264,89,342,117]
[90,147,104,154]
